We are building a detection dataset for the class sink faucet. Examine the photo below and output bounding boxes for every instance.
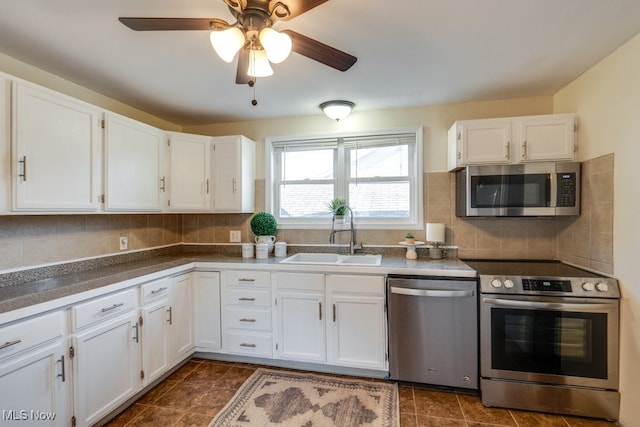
[329,205,362,255]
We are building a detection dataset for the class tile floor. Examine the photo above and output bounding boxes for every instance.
[104,358,618,427]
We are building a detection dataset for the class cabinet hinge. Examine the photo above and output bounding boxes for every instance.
[457,131,461,140]
[100,119,105,129]
[139,315,143,326]
[167,200,171,207]
[71,415,76,427]
[385,352,388,362]
[140,370,145,380]
[274,298,277,306]
[574,123,577,133]
[100,194,105,204]
[69,346,75,359]
[275,343,278,351]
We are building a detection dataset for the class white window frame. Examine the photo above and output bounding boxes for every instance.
[265,127,423,230]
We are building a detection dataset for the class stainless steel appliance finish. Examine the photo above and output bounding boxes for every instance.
[456,162,580,217]
[467,260,620,420]
[387,275,478,389]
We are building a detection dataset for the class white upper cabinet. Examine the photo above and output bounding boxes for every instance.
[211,135,255,213]
[167,132,211,211]
[103,113,164,211]
[12,80,101,211]
[448,113,577,171]
[0,74,10,213]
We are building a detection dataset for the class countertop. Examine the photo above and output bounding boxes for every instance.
[0,251,476,319]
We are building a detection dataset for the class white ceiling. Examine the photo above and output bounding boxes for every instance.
[0,0,639,125]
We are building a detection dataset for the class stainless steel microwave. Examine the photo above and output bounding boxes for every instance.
[455,162,580,217]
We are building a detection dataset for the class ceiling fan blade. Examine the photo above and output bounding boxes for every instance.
[281,30,357,71]
[272,0,329,20]
[236,49,251,84]
[119,17,229,31]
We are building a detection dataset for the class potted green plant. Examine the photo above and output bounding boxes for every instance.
[250,211,278,253]
[404,232,415,245]
[327,198,348,219]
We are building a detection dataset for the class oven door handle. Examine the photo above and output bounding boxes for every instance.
[482,297,617,311]
[391,287,474,298]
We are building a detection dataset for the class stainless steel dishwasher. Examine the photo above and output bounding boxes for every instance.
[387,275,478,389]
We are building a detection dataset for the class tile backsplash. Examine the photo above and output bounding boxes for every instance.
[0,155,614,275]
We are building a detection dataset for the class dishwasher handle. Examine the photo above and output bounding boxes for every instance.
[390,286,474,298]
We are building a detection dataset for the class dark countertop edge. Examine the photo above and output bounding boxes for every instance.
[0,250,476,321]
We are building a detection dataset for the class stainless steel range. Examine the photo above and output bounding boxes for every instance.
[465,260,620,420]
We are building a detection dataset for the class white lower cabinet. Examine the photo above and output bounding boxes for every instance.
[274,272,326,363]
[221,270,272,357]
[193,272,221,351]
[326,275,387,370]
[168,274,195,364]
[0,311,68,426]
[71,312,140,427]
[139,278,171,387]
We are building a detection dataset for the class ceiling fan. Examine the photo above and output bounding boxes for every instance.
[119,0,357,85]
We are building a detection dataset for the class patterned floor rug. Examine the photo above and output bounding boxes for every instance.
[209,368,399,426]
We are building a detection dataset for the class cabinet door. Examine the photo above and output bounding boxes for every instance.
[72,312,140,427]
[104,113,164,211]
[193,272,221,351]
[459,119,512,165]
[274,272,325,363]
[169,274,194,363]
[12,81,101,211]
[518,114,576,162]
[275,291,325,363]
[326,275,386,370]
[211,135,255,213]
[141,299,170,386]
[0,74,10,212]
[0,341,68,426]
[167,133,210,211]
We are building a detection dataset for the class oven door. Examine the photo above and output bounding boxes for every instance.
[480,294,619,389]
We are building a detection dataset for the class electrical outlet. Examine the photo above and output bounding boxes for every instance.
[230,230,241,242]
[119,234,129,250]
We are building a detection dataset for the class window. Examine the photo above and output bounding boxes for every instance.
[267,128,423,229]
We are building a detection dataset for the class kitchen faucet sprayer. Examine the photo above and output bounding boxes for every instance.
[329,204,362,255]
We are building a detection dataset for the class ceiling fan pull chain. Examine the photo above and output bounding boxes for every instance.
[251,78,258,106]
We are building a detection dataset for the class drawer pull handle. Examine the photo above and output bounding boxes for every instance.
[239,343,256,348]
[238,278,255,283]
[132,323,139,343]
[101,303,124,313]
[239,318,256,322]
[0,339,22,350]
[167,307,173,325]
[18,156,27,181]
[238,297,256,301]
[57,355,66,382]
[151,287,168,295]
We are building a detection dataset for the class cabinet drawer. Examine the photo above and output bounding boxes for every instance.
[224,270,270,288]
[275,272,324,291]
[328,275,385,295]
[226,332,272,357]
[226,288,271,307]
[227,308,271,332]
[0,311,64,360]
[72,288,137,330]
[140,278,171,305]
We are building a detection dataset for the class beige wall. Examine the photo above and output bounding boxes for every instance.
[554,32,640,426]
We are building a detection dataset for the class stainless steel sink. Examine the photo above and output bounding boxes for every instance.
[279,253,382,266]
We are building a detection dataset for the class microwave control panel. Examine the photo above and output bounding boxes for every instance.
[556,172,577,207]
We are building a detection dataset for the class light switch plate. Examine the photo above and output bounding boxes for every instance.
[119,234,129,250]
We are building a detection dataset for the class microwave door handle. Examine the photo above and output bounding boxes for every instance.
[549,172,557,208]
[482,297,617,312]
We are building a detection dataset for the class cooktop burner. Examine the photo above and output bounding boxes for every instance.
[463,259,620,298]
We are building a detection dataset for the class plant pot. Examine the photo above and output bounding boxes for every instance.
[255,235,276,253]
[405,238,415,245]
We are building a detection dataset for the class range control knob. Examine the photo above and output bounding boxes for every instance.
[491,279,502,288]
[503,279,515,289]
[582,282,595,292]
[596,282,609,292]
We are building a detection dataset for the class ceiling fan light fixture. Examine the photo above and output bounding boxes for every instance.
[210,26,245,63]
[320,100,355,121]
[259,28,292,63]
[247,49,274,77]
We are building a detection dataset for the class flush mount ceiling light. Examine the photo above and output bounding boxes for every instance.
[320,100,355,121]
[119,0,358,85]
